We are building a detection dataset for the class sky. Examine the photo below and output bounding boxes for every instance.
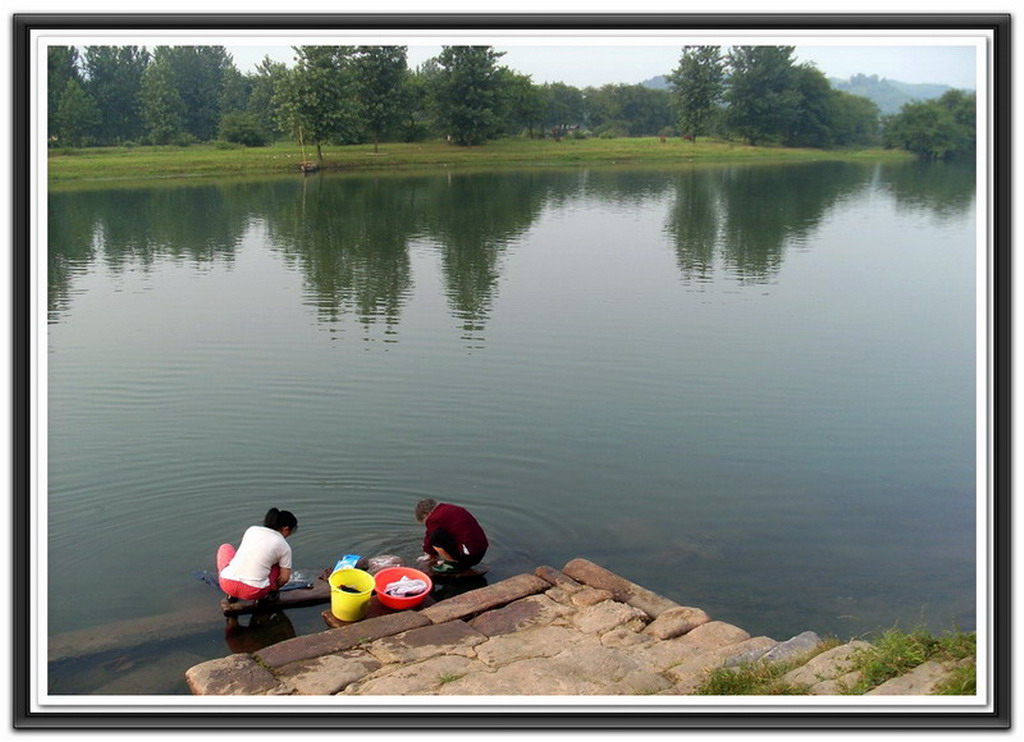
[224,41,978,90]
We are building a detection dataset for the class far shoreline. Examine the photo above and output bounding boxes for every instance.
[47,137,913,185]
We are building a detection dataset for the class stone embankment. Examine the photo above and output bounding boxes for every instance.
[185,558,962,696]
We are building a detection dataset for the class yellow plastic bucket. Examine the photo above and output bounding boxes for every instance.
[328,568,376,622]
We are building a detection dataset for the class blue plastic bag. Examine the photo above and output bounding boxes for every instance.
[334,554,362,572]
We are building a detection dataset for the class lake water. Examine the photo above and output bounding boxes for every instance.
[45,159,979,694]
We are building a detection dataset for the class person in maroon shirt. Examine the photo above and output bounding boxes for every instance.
[415,498,488,574]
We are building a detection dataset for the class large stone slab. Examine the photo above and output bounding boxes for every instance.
[724,630,822,668]
[602,627,656,649]
[468,594,575,637]
[534,565,584,591]
[781,640,872,690]
[572,600,649,635]
[633,639,708,674]
[571,588,614,607]
[474,625,587,667]
[366,620,487,665]
[561,558,680,618]
[642,606,711,640]
[448,641,652,696]
[344,655,488,695]
[545,642,653,686]
[632,620,753,673]
[865,660,957,695]
[543,586,580,607]
[185,654,283,696]
[603,669,675,696]
[666,636,780,693]
[255,611,430,668]
[275,651,382,695]
[439,655,604,695]
[676,620,753,649]
[807,671,864,695]
[419,573,550,624]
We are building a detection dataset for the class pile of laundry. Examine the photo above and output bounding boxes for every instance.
[383,575,428,597]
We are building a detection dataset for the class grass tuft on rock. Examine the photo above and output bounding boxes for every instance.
[693,627,975,696]
[694,659,813,695]
[845,625,976,695]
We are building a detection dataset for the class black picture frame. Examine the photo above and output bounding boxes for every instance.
[12,11,1011,730]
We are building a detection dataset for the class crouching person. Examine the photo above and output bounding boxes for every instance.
[217,507,298,602]
[415,498,488,575]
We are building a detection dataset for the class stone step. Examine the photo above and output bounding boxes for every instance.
[866,657,970,695]
[723,630,823,668]
[255,610,430,668]
[419,573,551,624]
[781,640,872,694]
[561,558,681,618]
[183,558,972,698]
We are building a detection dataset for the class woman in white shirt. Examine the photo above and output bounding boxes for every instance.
[217,508,298,601]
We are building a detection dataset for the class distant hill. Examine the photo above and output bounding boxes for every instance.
[642,72,956,116]
[829,74,955,115]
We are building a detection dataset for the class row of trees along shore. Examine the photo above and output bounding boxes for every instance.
[49,44,976,160]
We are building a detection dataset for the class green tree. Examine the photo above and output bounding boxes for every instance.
[275,46,363,161]
[883,89,975,159]
[139,56,187,144]
[248,55,289,142]
[724,45,802,145]
[582,84,672,137]
[82,46,149,145]
[616,84,673,136]
[354,46,408,152]
[433,46,507,145]
[783,64,834,147]
[218,63,252,118]
[825,89,880,147]
[398,62,438,142]
[218,111,270,146]
[666,45,725,140]
[540,82,585,132]
[47,47,81,143]
[498,70,545,137]
[54,78,101,147]
[151,46,232,141]
[581,85,618,133]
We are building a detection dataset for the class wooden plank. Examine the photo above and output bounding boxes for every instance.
[221,581,331,616]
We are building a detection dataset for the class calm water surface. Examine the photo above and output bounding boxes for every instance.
[46,160,978,694]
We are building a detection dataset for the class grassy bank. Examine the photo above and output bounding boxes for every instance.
[47,137,910,183]
[694,626,976,696]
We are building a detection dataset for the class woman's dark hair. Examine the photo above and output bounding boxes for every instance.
[264,507,298,533]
